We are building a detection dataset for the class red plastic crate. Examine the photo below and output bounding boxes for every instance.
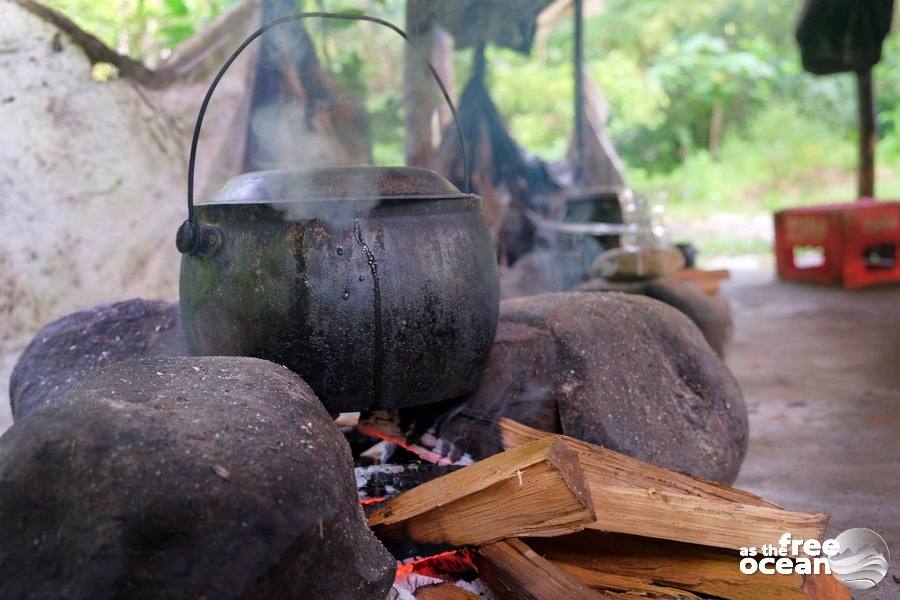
[774,199,900,288]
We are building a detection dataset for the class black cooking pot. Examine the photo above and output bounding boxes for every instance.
[176,13,499,413]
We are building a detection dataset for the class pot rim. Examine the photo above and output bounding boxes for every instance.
[204,166,474,206]
[201,193,478,207]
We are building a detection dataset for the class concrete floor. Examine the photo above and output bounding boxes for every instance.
[725,270,900,600]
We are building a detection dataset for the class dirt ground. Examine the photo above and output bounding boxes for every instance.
[724,269,900,600]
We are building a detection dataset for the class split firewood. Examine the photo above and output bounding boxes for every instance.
[802,574,852,600]
[474,538,606,600]
[500,420,829,550]
[415,583,482,600]
[550,565,701,600]
[586,484,827,551]
[527,531,830,600]
[367,438,595,549]
[499,418,779,507]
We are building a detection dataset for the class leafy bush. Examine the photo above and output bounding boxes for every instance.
[633,101,859,216]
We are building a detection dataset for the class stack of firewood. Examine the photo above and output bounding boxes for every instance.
[363,419,847,600]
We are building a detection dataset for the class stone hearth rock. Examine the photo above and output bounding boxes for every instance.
[575,277,733,357]
[499,253,732,358]
[9,299,188,421]
[407,292,747,484]
[0,356,395,600]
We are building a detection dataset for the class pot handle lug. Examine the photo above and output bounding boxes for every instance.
[181,11,469,236]
[176,220,223,258]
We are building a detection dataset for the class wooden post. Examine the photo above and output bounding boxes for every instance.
[857,68,877,199]
[404,0,437,168]
[432,25,456,132]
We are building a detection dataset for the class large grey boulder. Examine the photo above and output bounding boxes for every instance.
[403,292,747,484]
[0,356,395,600]
[575,277,733,357]
[499,250,733,358]
[9,299,188,421]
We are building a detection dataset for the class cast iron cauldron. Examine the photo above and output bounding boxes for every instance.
[176,13,499,413]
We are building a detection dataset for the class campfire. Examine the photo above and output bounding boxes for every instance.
[345,414,844,600]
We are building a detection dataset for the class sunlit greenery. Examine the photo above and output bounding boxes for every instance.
[46,0,237,65]
[44,0,900,242]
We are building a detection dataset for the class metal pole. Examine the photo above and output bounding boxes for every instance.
[574,0,585,184]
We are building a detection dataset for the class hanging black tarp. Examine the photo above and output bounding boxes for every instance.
[430,0,555,54]
[796,0,895,75]
[437,46,560,264]
[241,0,372,171]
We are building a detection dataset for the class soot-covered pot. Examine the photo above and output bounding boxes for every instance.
[176,13,499,412]
[178,167,499,412]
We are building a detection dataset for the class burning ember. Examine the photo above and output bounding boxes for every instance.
[392,550,489,599]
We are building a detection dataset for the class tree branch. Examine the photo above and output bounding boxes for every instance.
[13,0,260,89]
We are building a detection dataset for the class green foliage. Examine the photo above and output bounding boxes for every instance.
[485,46,573,161]
[44,0,236,65]
[311,0,406,164]
[631,101,858,217]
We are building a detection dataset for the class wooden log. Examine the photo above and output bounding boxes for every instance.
[586,484,827,551]
[415,583,482,600]
[499,418,780,507]
[499,420,829,550]
[552,564,700,599]
[474,539,607,600]
[527,531,809,600]
[671,268,731,283]
[802,574,852,600]
[367,438,595,548]
[670,268,731,296]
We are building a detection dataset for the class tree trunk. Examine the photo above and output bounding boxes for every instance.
[709,101,723,156]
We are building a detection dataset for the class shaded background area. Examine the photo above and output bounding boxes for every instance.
[35,0,900,264]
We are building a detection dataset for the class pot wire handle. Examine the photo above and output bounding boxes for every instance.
[178,11,469,255]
